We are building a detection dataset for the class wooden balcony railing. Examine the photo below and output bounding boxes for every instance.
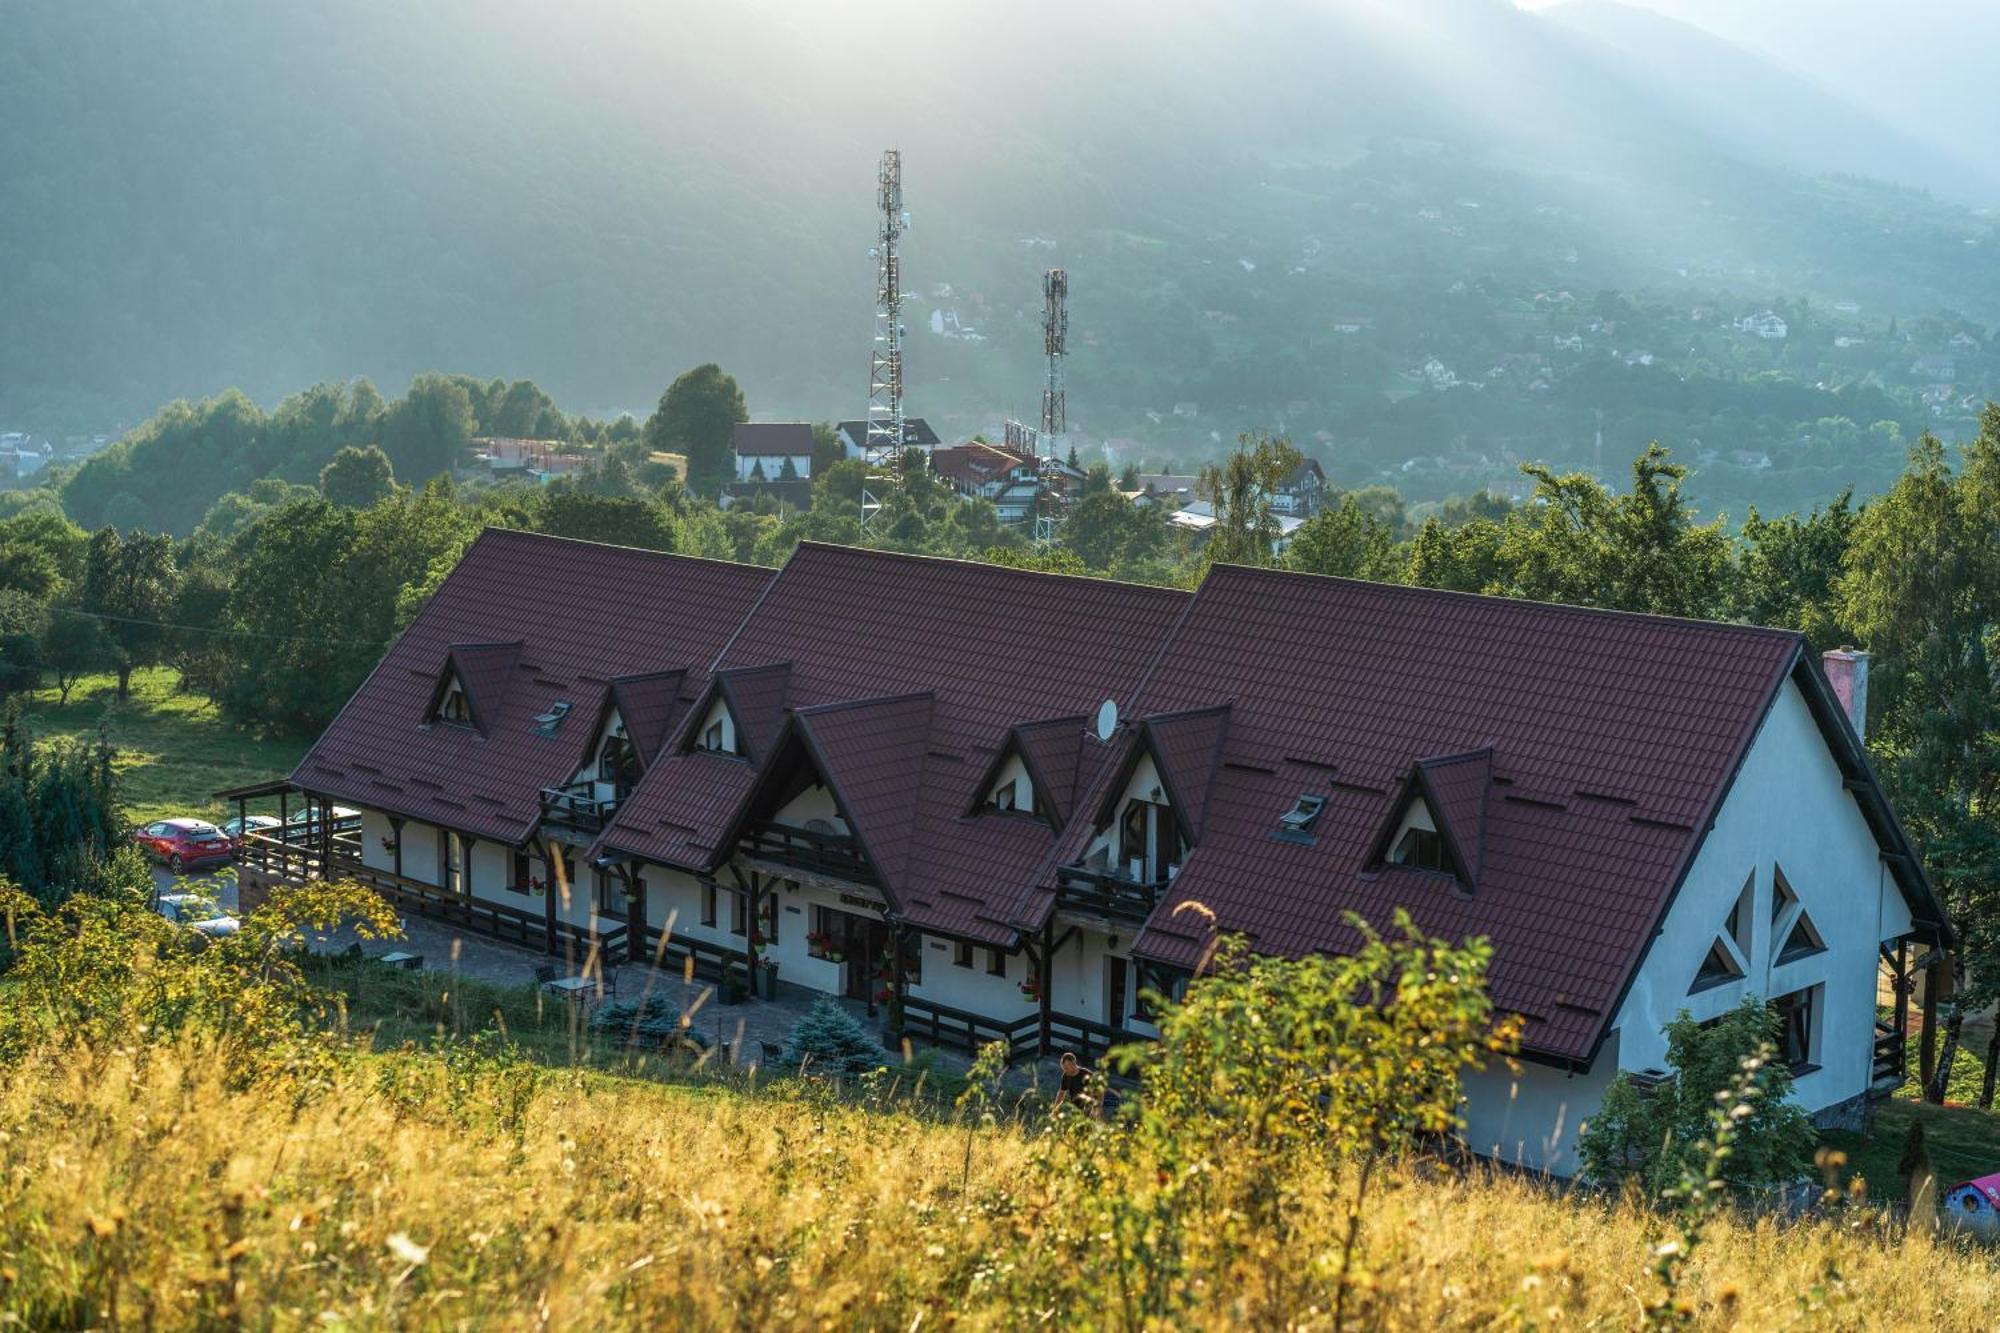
[540,781,622,835]
[896,994,1140,1068]
[1054,863,1168,923]
[740,819,875,885]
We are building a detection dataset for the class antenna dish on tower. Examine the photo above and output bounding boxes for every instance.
[1094,698,1119,742]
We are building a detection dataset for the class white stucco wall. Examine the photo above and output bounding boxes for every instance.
[985,753,1035,812]
[1459,1038,1621,1177]
[697,698,738,754]
[1613,679,1912,1112]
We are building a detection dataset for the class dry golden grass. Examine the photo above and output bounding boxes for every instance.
[1,1039,1995,1330]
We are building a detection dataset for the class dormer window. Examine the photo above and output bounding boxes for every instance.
[693,695,740,756]
[438,677,472,725]
[991,783,1019,812]
[1391,826,1451,872]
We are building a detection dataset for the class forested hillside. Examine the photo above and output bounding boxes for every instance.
[8,1,2000,517]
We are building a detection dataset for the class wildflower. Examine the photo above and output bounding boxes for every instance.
[386,1232,430,1266]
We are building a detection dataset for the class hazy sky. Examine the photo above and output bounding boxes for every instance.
[1518,1,2000,192]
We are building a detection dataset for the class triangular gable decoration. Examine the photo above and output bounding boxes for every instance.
[1140,705,1232,844]
[970,715,1087,827]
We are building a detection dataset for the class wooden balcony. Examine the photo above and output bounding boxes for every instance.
[1055,863,1168,924]
[740,819,875,885]
[540,781,622,836]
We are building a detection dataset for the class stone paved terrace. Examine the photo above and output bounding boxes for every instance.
[169,863,1078,1092]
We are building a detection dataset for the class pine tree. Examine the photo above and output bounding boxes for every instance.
[779,996,892,1075]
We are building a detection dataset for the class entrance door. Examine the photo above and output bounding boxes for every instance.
[834,911,888,1001]
[1107,956,1129,1031]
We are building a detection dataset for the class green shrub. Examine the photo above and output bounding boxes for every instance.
[589,995,707,1051]
[779,996,891,1075]
[1580,997,1817,1196]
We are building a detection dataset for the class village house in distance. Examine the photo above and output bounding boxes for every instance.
[232,529,1951,1175]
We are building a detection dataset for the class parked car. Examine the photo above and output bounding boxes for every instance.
[285,804,361,834]
[153,891,240,940]
[130,817,234,873]
[221,813,282,841]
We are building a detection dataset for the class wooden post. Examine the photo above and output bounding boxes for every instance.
[623,865,645,965]
[1038,919,1054,1056]
[389,817,404,879]
[890,923,908,1029]
[542,846,558,956]
[1920,952,1942,1097]
[745,875,762,997]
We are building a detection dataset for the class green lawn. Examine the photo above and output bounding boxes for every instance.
[1823,1095,2000,1203]
[14,666,307,827]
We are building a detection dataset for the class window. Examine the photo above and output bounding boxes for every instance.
[1391,826,1450,873]
[702,720,728,753]
[989,782,1019,812]
[901,934,923,986]
[1276,793,1326,839]
[439,682,472,725]
[1772,864,1797,923]
[440,832,467,895]
[1726,871,1754,956]
[1772,987,1819,1071]
[1778,911,1826,964]
[1119,801,1149,868]
[728,890,746,936]
[954,940,974,969]
[701,882,718,927]
[598,732,640,789]
[987,948,1007,977]
[592,869,625,921]
[1690,939,1743,992]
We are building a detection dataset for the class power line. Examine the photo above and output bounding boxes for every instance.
[52,607,386,648]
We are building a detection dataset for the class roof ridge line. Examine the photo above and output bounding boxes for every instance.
[1203,562,1811,640]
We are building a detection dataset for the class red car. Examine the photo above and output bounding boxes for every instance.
[132,818,234,874]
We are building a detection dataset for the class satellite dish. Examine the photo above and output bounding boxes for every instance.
[1094,698,1119,742]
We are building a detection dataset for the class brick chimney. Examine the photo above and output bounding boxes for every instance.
[1822,647,1870,742]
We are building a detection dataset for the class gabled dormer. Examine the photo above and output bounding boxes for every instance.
[968,714,1086,829]
[682,662,792,761]
[1056,706,1228,921]
[1368,748,1492,889]
[725,692,935,903]
[425,640,523,734]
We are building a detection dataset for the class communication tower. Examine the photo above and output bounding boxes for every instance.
[862,150,908,526]
[1040,268,1068,442]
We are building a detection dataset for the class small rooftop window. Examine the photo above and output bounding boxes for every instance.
[1273,793,1326,844]
[534,700,572,735]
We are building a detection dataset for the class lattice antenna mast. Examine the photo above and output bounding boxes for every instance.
[862,150,907,526]
[1039,267,1067,445]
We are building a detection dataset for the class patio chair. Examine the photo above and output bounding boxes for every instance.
[760,1040,784,1064]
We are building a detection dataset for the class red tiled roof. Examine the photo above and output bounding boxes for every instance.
[290,529,773,845]
[598,543,1190,943]
[792,692,935,902]
[1012,566,1811,1063]
[1144,705,1232,842]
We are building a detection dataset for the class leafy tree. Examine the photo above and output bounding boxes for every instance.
[1496,445,1733,618]
[0,633,43,700]
[379,373,477,481]
[1196,432,1302,568]
[1579,999,1816,1196]
[779,996,892,1075]
[168,560,234,702]
[809,422,845,476]
[1404,515,1506,593]
[1733,492,1857,645]
[487,379,564,438]
[80,527,179,699]
[1842,423,2000,1101]
[318,444,397,508]
[530,486,676,550]
[1285,495,1401,581]
[644,364,745,498]
[39,610,105,705]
